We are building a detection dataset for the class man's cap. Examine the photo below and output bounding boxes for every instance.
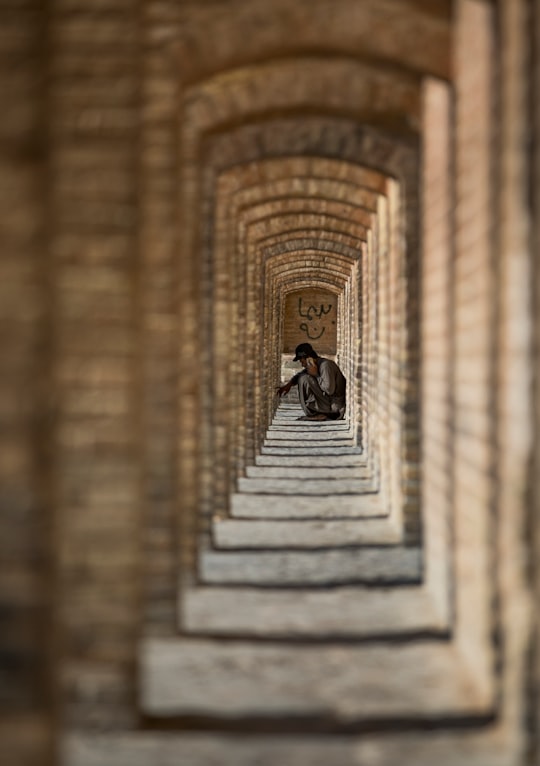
[293,343,317,361]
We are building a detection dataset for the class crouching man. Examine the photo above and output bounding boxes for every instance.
[276,343,346,421]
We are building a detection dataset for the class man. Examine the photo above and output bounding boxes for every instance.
[276,342,346,421]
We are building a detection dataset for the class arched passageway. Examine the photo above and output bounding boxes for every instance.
[2,1,539,764]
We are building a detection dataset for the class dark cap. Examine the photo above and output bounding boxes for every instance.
[293,343,317,361]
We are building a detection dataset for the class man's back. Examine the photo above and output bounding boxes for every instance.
[316,358,346,400]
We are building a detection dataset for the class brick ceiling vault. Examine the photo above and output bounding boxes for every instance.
[3,0,531,763]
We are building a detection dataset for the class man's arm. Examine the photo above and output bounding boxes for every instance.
[276,369,306,397]
[316,359,337,396]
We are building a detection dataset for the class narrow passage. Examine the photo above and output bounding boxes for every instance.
[198,400,421,588]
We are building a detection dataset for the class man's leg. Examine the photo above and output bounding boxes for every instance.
[298,375,333,418]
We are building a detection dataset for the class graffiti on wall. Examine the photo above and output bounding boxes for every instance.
[298,297,335,340]
[283,290,337,353]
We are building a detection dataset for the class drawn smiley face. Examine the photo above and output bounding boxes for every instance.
[299,321,325,340]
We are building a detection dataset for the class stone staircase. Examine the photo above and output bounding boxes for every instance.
[139,400,494,728]
[61,397,520,765]
[193,401,421,592]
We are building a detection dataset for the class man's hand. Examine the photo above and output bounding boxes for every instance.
[305,356,318,376]
[276,381,293,397]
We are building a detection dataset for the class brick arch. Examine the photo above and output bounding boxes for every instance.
[9,0,534,756]
[239,198,375,233]
[238,200,399,516]
[209,171,382,462]
[171,2,451,82]
[197,164,383,544]
[185,154,409,578]
[143,65,420,640]
[133,0,428,622]
[213,221,363,520]
[266,257,370,487]
[264,248,361,436]
[215,156,388,196]
[259,192,401,527]
[269,270,354,429]
[263,238,362,260]
[137,5,520,750]
[184,57,422,136]
[255,229,367,253]
[192,123,418,513]
[230,213,367,476]
[224,176,380,215]
[267,258,354,361]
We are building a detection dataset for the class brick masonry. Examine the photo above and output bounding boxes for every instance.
[0,0,539,764]
[0,1,53,763]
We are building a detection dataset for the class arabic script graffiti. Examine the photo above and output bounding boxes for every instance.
[298,298,332,321]
[298,298,334,340]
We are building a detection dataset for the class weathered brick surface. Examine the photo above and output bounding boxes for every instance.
[188,130,419,559]
[1,0,539,762]
[533,0,540,756]
[50,0,141,729]
[452,0,496,684]
[421,78,453,614]
[0,1,54,763]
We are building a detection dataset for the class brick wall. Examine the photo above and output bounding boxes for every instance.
[495,0,537,753]
[532,0,540,757]
[283,288,338,355]
[46,0,426,723]
[0,2,53,763]
[452,0,496,682]
[1,0,539,762]
[420,77,453,618]
[50,0,141,730]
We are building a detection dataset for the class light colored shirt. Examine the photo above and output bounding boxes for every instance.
[316,358,346,402]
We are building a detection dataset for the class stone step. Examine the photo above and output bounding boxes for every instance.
[141,638,492,721]
[237,477,376,495]
[65,730,512,766]
[273,405,330,411]
[255,453,368,467]
[271,418,349,426]
[198,546,421,586]
[212,517,400,548]
[182,584,447,638]
[270,426,351,436]
[246,464,369,479]
[261,445,363,456]
[264,435,355,446]
[230,492,384,518]
[269,421,350,430]
[273,407,346,413]
[273,407,345,417]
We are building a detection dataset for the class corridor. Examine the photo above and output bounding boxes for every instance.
[1,0,539,764]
